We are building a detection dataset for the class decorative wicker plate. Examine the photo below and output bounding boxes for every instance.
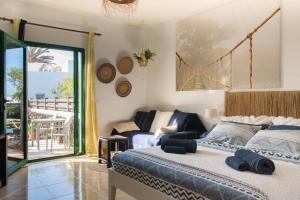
[116,80,132,97]
[117,56,134,74]
[97,63,116,84]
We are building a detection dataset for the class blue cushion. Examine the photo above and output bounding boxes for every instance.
[168,110,187,131]
[134,110,156,132]
[168,110,207,136]
[269,125,300,130]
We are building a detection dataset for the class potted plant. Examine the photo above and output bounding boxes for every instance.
[133,49,156,67]
[28,121,37,141]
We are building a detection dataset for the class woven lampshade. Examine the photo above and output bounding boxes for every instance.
[109,0,136,4]
[102,0,138,15]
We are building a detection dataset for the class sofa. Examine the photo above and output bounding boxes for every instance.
[111,109,207,149]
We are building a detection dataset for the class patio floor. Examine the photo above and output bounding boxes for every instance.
[7,139,73,161]
[28,139,73,160]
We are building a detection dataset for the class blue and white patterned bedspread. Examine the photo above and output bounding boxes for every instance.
[112,141,300,200]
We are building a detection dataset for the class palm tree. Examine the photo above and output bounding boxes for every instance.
[28,47,54,64]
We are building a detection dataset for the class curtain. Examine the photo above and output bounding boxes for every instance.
[13,18,27,40]
[13,18,21,38]
[85,32,99,156]
[18,19,27,41]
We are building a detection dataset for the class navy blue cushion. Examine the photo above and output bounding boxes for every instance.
[157,131,199,145]
[168,110,206,136]
[269,125,300,130]
[134,110,156,132]
[168,110,188,131]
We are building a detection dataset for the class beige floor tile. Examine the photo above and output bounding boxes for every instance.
[46,180,82,198]
[0,158,134,200]
[2,187,55,200]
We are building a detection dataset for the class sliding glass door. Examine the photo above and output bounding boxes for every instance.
[0,30,28,174]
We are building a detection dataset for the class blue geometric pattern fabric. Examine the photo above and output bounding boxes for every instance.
[112,150,268,200]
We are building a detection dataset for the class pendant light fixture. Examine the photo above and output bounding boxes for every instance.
[102,0,138,16]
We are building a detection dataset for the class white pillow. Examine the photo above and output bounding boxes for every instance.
[204,121,262,146]
[272,116,300,126]
[154,125,178,139]
[150,111,174,133]
[220,115,273,126]
[246,129,300,155]
[113,121,140,133]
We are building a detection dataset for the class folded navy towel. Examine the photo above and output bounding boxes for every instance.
[161,139,197,153]
[235,149,275,175]
[225,156,249,171]
[164,146,187,154]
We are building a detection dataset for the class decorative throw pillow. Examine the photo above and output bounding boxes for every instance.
[272,116,300,126]
[154,125,178,139]
[222,121,270,130]
[150,111,174,133]
[134,110,156,132]
[246,129,300,155]
[113,121,140,133]
[203,121,263,146]
[220,115,273,126]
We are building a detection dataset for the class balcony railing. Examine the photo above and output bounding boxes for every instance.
[28,97,73,112]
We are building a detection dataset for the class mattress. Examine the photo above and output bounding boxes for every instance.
[112,140,300,200]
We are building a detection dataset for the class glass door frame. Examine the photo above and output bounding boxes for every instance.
[25,41,86,160]
[0,30,28,175]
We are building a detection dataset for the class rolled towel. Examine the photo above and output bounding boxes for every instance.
[225,156,249,171]
[161,139,197,153]
[235,149,275,175]
[164,146,187,154]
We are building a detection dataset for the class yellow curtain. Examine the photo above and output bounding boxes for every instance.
[13,18,21,38]
[85,32,99,156]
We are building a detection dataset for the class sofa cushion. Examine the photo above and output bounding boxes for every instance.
[150,111,174,133]
[134,110,156,132]
[112,121,140,133]
[168,110,207,136]
[168,110,188,131]
[154,125,178,139]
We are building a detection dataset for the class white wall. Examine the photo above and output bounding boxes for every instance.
[0,1,147,136]
[145,0,300,127]
[1,0,299,134]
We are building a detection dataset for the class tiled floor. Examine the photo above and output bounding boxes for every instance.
[0,157,135,200]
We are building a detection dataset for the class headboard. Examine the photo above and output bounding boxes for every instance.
[224,91,300,118]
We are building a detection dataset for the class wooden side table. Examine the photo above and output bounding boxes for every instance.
[98,135,129,168]
[0,134,7,187]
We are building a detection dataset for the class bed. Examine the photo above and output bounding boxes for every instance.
[108,91,300,200]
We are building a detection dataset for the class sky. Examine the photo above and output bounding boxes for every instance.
[5,47,74,99]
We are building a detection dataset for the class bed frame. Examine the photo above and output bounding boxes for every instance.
[108,168,173,200]
[108,91,300,200]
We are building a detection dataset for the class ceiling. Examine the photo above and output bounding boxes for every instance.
[12,0,236,26]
